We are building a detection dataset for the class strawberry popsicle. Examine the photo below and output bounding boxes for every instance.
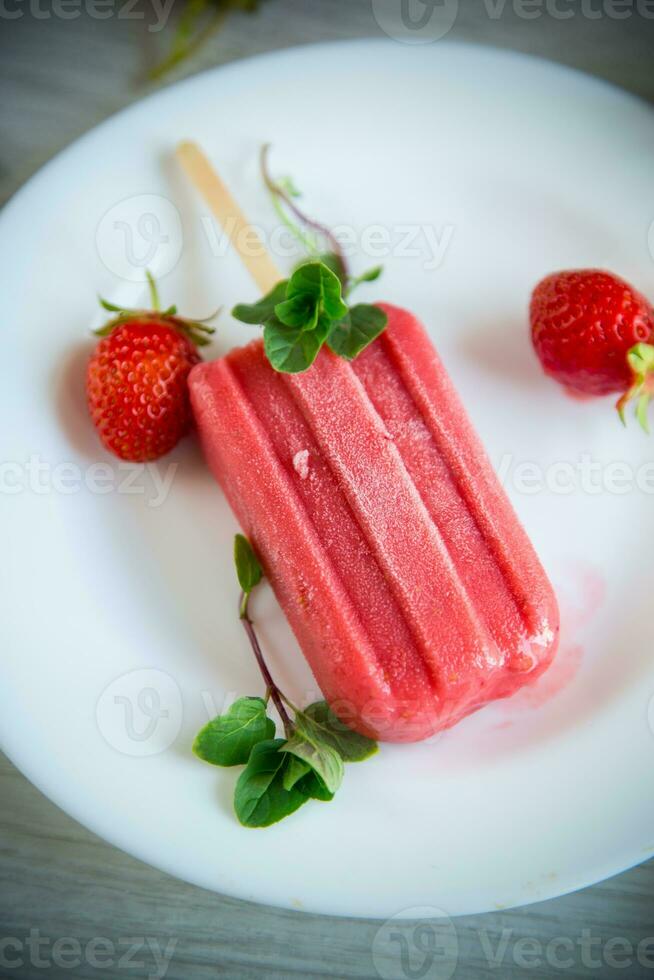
[189,304,559,742]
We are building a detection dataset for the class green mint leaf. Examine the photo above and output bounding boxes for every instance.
[234,739,310,827]
[234,534,263,594]
[280,738,336,800]
[327,304,388,361]
[274,293,319,330]
[296,768,335,802]
[356,265,383,285]
[317,251,347,286]
[281,754,311,791]
[193,697,275,767]
[263,315,330,374]
[282,728,344,795]
[286,262,348,322]
[232,281,288,325]
[299,701,378,762]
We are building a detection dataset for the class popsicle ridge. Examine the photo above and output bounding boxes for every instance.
[376,305,544,617]
[230,348,446,709]
[358,304,558,684]
[284,353,497,698]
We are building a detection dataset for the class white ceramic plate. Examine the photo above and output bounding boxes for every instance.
[2,40,654,919]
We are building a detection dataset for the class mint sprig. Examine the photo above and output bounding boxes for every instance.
[233,260,387,373]
[230,149,388,374]
[193,534,378,827]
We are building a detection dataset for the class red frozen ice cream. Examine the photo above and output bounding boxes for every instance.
[189,304,559,741]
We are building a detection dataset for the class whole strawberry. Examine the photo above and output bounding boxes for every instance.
[531,269,654,395]
[530,269,654,430]
[87,273,214,461]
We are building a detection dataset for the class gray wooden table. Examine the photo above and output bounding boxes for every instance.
[2,3,653,978]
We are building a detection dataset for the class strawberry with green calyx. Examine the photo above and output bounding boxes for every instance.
[95,271,216,348]
[617,343,654,433]
[87,272,216,462]
[530,269,654,432]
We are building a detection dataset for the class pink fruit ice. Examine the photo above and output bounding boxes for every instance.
[189,304,559,742]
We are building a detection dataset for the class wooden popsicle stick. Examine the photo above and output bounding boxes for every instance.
[176,140,281,295]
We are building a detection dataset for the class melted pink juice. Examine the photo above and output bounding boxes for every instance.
[505,565,605,709]
[190,305,559,741]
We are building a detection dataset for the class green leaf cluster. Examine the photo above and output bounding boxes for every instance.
[194,697,377,828]
[232,259,388,374]
[193,532,377,827]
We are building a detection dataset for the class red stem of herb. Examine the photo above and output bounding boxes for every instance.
[239,593,294,737]
[260,143,350,282]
